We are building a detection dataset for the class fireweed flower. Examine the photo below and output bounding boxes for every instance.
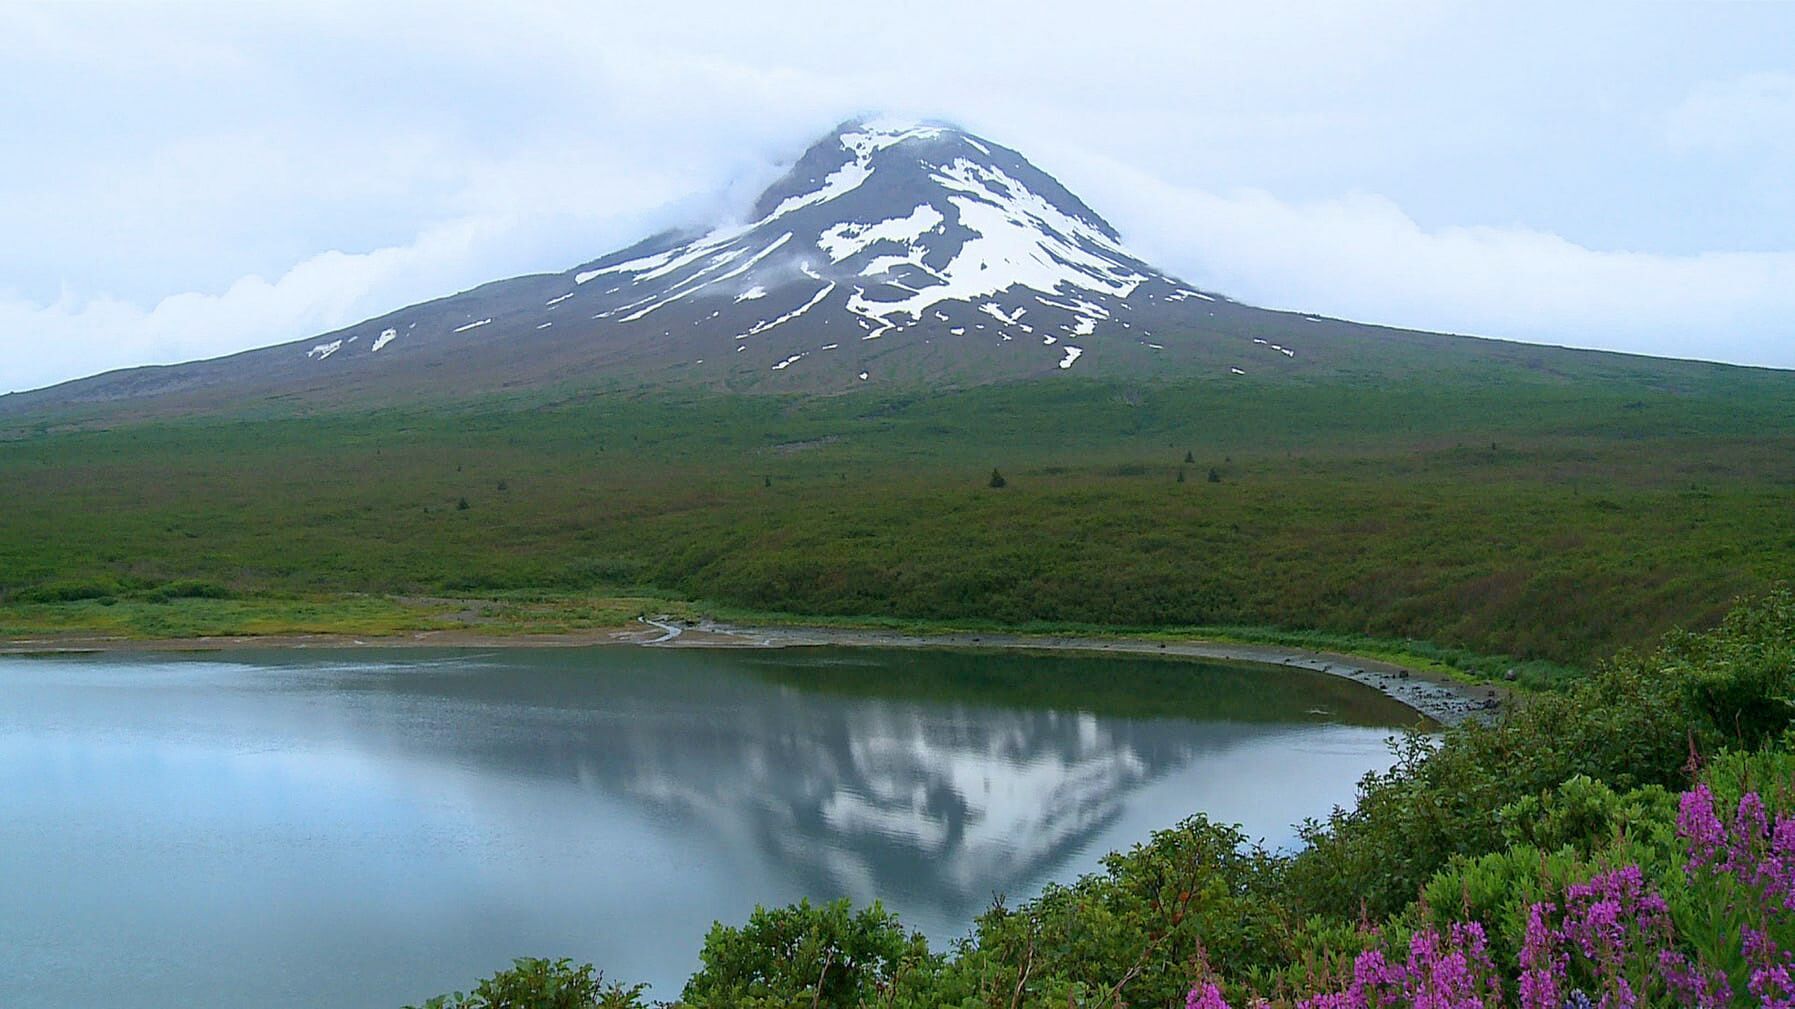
[1772,815,1795,910]
[1294,995,1361,1009]
[1404,929,1461,1009]
[1518,902,1566,1009]
[1512,863,1687,1009]
[1728,793,1795,911]
[1437,921,1501,1009]
[1351,947,1403,1008]
[1681,785,1795,917]
[1736,793,1770,854]
[1187,982,1231,1009]
[1279,787,1795,1009]
[1745,928,1795,1009]
[1560,864,1670,1004]
[1657,949,1731,1009]
[1208,784,1795,1007]
[1678,784,1725,872]
[1671,787,1795,1007]
[1298,925,1501,1009]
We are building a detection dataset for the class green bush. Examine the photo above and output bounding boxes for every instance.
[1277,590,1795,921]
[1493,774,1674,858]
[142,579,233,603]
[16,578,128,603]
[934,815,1283,1009]
[406,958,646,1009]
[1666,588,1795,750]
[681,898,934,1009]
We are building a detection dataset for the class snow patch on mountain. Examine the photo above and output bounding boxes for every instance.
[818,204,945,262]
[617,233,793,323]
[763,123,941,223]
[740,282,836,340]
[835,157,1148,336]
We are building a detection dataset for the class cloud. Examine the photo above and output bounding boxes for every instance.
[1067,155,1795,369]
[1666,72,1795,154]
[9,132,1795,396]
[12,149,1789,397]
[1,219,501,394]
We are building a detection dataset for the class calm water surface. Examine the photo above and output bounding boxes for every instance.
[0,646,1422,1007]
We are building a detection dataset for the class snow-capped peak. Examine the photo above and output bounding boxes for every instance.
[288,117,1237,385]
[548,117,1185,370]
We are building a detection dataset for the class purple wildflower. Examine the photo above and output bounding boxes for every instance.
[1519,902,1566,1009]
[1350,948,1403,1009]
[1299,924,1502,1009]
[1683,784,1795,916]
[1658,949,1732,1009]
[1746,929,1795,1009]
[1295,995,1361,1009]
[1187,982,1231,1009]
[1678,784,1725,872]
[1773,813,1795,911]
[1560,864,1669,1004]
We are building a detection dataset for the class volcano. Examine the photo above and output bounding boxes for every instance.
[7,118,1389,414]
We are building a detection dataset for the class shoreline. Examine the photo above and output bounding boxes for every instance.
[2,618,1501,725]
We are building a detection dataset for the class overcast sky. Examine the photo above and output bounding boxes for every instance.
[4,1,1793,393]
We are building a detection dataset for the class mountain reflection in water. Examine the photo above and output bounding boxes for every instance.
[314,647,1418,915]
[0,646,1419,1008]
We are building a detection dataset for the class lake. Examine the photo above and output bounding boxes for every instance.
[0,645,1423,1007]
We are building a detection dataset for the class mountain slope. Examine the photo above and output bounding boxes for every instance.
[0,118,1765,418]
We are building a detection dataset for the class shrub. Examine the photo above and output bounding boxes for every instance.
[16,578,127,603]
[143,579,234,603]
[681,898,934,1009]
[939,815,1284,1009]
[1277,591,1784,922]
[406,958,646,1009]
[1665,589,1795,750]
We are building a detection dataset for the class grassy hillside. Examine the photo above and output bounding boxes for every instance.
[3,353,1791,666]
